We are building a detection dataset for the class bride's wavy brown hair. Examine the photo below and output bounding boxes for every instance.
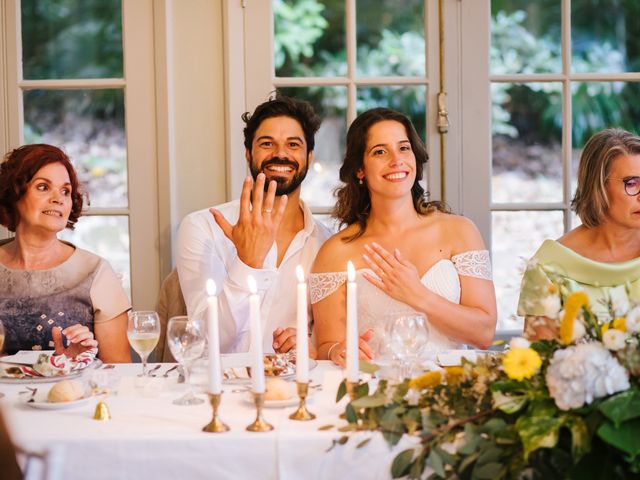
[333,108,449,241]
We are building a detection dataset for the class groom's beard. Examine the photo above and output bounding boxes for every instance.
[250,155,310,196]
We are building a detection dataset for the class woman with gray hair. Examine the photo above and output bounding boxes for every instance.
[518,128,640,340]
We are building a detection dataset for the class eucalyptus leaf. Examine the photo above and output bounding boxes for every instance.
[477,446,502,465]
[383,430,403,447]
[336,380,347,402]
[598,388,640,427]
[458,451,481,473]
[351,394,387,409]
[597,418,640,459]
[356,382,370,398]
[356,437,372,449]
[359,360,380,374]
[391,449,415,478]
[458,434,481,455]
[473,461,503,479]
[427,449,445,477]
[346,404,358,423]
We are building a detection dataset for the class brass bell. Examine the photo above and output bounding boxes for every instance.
[93,400,112,421]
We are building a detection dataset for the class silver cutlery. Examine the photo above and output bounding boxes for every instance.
[162,365,179,377]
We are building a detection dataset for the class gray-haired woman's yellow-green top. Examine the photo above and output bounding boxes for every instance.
[518,239,640,322]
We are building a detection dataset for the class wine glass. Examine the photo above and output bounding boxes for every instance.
[127,311,161,377]
[167,316,206,405]
[389,313,429,380]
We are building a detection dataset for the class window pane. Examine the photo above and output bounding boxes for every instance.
[356,0,425,77]
[492,83,562,203]
[491,0,561,74]
[571,0,640,73]
[23,89,128,208]
[357,85,427,143]
[21,0,123,80]
[492,210,564,331]
[571,82,640,150]
[59,215,131,298]
[274,0,346,77]
[278,86,347,207]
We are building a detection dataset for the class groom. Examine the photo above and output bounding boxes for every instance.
[176,95,331,354]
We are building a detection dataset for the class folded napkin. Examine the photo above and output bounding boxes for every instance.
[0,349,97,379]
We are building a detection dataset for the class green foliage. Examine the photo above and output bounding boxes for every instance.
[329,338,640,479]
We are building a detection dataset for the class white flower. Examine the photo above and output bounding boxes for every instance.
[572,319,586,342]
[510,337,531,349]
[612,295,631,318]
[626,306,640,333]
[540,294,561,318]
[403,388,421,406]
[602,329,629,351]
[545,342,630,410]
[440,432,466,455]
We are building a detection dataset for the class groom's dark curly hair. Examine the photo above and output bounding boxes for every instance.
[242,93,321,152]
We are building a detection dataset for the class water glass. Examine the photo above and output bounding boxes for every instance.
[389,313,429,380]
[167,316,206,405]
[127,311,161,377]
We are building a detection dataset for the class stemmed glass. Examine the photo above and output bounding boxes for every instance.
[389,313,429,380]
[127,311,161,377]
[167,316,206,405]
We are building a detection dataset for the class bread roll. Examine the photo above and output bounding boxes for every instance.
[264,378,294,401]
[47,380,85,403]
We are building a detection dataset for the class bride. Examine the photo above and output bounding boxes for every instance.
[311,108,497,365]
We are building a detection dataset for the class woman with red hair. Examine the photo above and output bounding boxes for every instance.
[0,144,131,362]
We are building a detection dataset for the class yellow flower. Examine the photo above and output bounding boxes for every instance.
[601,317,627,336]
[444,366,465,384]
[613,317,627,332]
[502,347,542,381]
[560,291,589,345]
[409,371,442,389]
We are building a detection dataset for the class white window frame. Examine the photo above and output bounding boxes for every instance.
[0,0,161,309]
[224,0,468,217]
[461,0,640,328]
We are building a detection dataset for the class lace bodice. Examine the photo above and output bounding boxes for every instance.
[309,250,492,353]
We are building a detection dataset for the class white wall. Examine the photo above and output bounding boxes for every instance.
[156,0,229,277]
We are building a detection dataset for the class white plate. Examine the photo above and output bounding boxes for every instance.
[19,391,100,410]
[0,367,82,384]
[0,359,101,384]
[223,359,318,385]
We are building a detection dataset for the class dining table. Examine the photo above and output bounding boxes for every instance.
[0,359,424,480]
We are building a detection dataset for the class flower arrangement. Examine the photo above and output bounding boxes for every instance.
[333,287,640,479]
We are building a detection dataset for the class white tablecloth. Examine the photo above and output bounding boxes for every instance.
[1,362,418,480]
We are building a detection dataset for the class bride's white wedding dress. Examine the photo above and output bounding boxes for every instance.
[309,250,492,353]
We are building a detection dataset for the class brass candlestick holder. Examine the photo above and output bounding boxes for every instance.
[345,380,359,402]
[202,392,229,433]
[289,382,316,421]
[246,392,274,432]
